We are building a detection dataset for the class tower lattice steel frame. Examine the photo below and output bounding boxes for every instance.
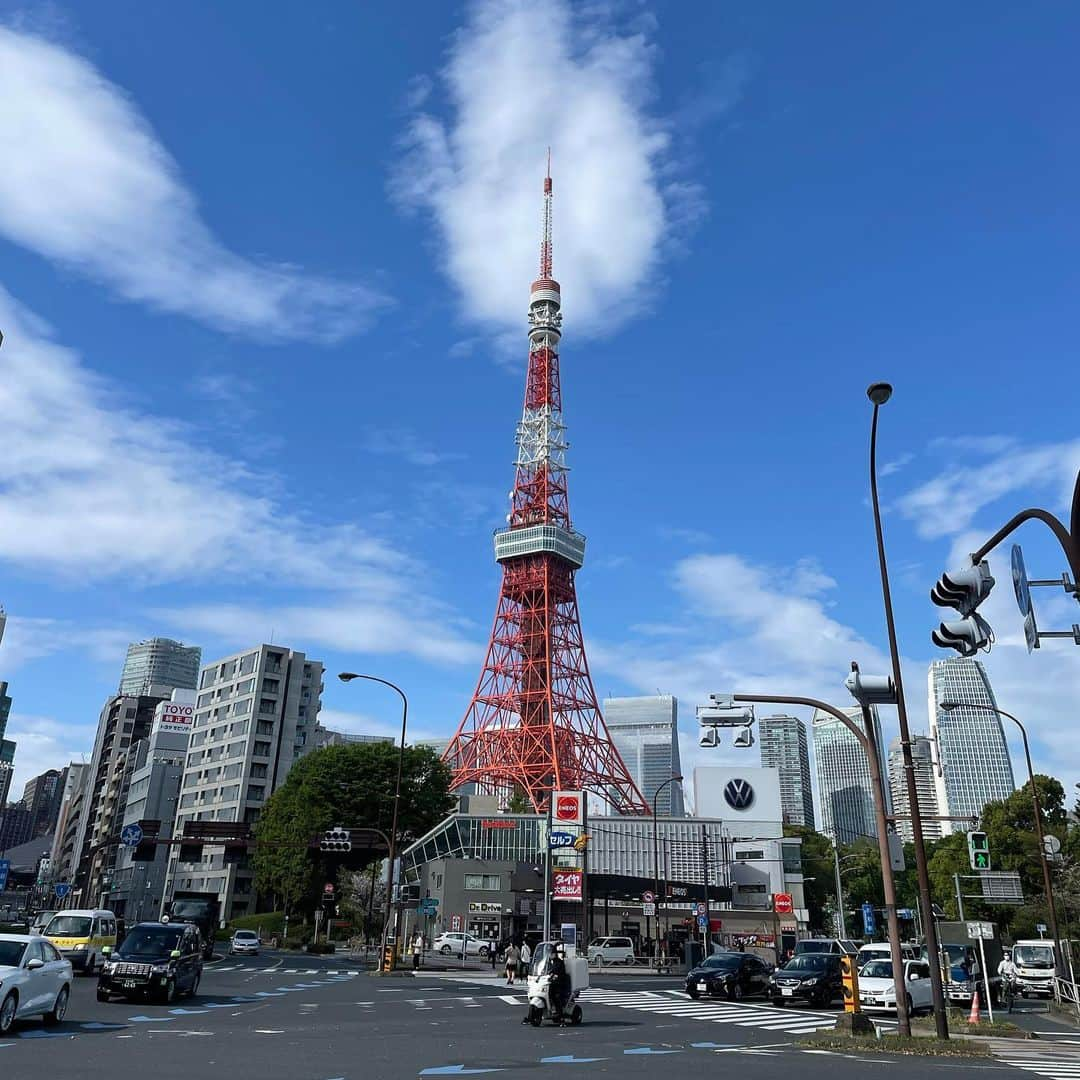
[443,164,649,814]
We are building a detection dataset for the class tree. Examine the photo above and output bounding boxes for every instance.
[253,742,454,916]
[783,825,835,933]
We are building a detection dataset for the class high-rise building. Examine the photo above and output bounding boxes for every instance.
[119,638,202,697]
[0,803,32,851]
[602,696,684,815]
[759,714,814,828]
[887,735,942,843]
[0,681,15,807]
[813,706,889,845]
[71,692,167,905]
[50,763,89,886]
[163,645,324,920]
[312,726,393,750]
[21,768,63,840]
[109,690,194,922]
[928,658,1014,833]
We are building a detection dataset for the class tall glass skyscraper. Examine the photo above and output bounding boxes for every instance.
[759,714,815,827]
[928,658,1014,833]
[602,696,684,815]
[888,735,942,842]
[120,638,202,696]
[813,706,889,845]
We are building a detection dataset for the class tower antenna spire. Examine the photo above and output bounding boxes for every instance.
[540,149,553,280]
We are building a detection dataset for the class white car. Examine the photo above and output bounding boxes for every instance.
[0,934,73,1034]
[858,957,934,1014]
[433,932,490,957]
[587,937,635,965]
[229,930,260,955]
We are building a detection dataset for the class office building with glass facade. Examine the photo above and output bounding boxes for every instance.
[602,695,684,815]
[120,638,202,697]
[813,706,889,845]
[758,714,815,827]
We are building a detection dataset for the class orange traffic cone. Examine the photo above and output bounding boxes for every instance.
[968,992,981,1025]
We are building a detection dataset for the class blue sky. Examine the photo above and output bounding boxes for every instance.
[1,2,1078,811]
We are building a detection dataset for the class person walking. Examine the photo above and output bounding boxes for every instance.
[490,935,499,971]
[411,932,424,971]
[505,941,521,985]
[518,940,532,981]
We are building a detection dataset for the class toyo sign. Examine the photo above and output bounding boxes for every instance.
[156,701,195,735]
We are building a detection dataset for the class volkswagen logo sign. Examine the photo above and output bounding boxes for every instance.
[724,778,755,811]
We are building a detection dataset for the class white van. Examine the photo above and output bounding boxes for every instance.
[43,909,118,975]
[856,941,917,970]
[587,937,635,965]
[1012,939,1056,997]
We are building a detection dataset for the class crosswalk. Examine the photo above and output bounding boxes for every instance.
[494,987,839,1035]
[990,1038,1080,1080]
[209,965,361,976]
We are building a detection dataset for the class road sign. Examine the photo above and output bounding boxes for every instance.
[1043,835,1061,855]
[54,882,71,899]
[0,859,9,892]
[120,823,143,848]
[642,890,655,904]
[861,901,876,937]
[1012,544,1032,616]
[697,915,707,929]
[643,903,656,917]
[966,920,994,940]
[695,902,707,916]
[1036,923,1047,935]
[773,893,793,915]
[897,908,914,920]
[324,882,335,895]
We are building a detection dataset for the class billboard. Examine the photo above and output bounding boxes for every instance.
[552,790,584,826]
[155,701,195,736]
[552,868,583,901]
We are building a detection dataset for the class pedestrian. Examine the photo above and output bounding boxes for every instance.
[411,932,424,971]
[505,941,521,985]
[519,940,532,981]
[490,935,499,970]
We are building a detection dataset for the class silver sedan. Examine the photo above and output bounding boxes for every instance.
[0,934,73,1033]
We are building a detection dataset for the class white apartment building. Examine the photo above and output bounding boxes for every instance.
[163,645,324,920]
[758,714,815,828]
[887,735,942,843]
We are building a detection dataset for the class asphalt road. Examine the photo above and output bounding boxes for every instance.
[1,951,1075,1079]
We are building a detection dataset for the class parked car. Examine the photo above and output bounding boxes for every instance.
[587,937,635,965]
[0,934,72,1033]
[97,921,203,1004]
[229,930,260,956]
[768,953,844,1007]
[793,938,860,957]
[685,951,771,1000]
[858,958,933,1014]
[432,931,490,958]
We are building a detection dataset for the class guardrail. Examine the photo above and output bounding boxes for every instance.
[587,954,679,973]
[1054,975,1080,1018]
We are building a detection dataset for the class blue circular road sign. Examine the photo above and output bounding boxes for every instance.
[1012,544,1032,616]
[121,823,144,848]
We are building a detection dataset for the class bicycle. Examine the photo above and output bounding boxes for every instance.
[1001,974,1016,1013]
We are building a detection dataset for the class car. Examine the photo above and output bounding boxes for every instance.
[43,908,118,975]
[685,951,771,1000]
[97,921,203,1004]
[793,938,861,957]
[858,958,933,1014]
[229,930,260,955]
[0,934,73,1034]
[767,952,843,1007]
[855,942,917,969]
[432,931,490,958]
[29,911,56,936]
[587,937,635,965]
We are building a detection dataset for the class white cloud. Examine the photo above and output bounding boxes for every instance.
[363,428,460,467]
[393,0,732,338]
[5,713,96,796]
[896,439,1080,541]
[0,23,385,343]
[0,616,133,675]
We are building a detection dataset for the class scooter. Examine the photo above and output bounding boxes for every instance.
[524,942,588,1027]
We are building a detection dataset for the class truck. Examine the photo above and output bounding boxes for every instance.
[164,891,221,959]
[1011,939,1056,998]
[926,921,1004,1006]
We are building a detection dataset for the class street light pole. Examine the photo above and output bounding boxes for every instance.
[833,846,847,938]
[653,776,683,971]
[940,702,1063,974]
[867,382,949,1039]
[338,672,408,972]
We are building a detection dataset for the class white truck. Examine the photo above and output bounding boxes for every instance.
[1011,939,1056,998]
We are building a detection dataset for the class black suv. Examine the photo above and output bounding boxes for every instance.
[768,953,843,1007]
[97,921,203,1004]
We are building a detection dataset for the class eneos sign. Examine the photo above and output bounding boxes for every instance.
[773,893,794,915]
[553,791,583,826]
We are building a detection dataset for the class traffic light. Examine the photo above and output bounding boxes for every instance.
[967,830,990,871]
[732,727,755,749]
[699,727,719,748]
[931,560,996,656]
[321,827,352,853]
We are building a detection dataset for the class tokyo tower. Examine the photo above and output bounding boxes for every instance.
[443,163,649,815]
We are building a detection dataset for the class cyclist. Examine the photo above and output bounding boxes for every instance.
[998,950,1017,1010]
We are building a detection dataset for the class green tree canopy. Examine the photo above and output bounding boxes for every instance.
[783,825,835,933]
[253,742,454,914]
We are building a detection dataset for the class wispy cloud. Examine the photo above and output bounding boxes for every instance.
[363,428,460,467]
[392,0,733,339]
[5,713,99,794]
[0,23,386,343]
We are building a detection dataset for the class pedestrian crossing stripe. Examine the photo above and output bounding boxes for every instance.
[497,987,837,1035]
[210,966,361,975]
[992,1040,1080,1080]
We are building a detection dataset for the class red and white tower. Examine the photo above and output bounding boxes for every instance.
[443,165,649,815]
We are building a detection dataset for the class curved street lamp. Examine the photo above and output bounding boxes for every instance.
[652,775,682,970]
[867,383,950,1038]
[338,672,408,971]
[940,701,1062,969]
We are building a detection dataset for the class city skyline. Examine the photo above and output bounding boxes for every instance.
[0,4,1078,809]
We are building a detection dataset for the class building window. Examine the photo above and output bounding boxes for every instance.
[464,873,502,890]
[240,653,257,676]
[253,741,271,757]
[250,763,267,779]
[738,883,768,894]
[247,785,265,802]
[735,850,765,861]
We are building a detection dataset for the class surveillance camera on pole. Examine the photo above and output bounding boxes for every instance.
[732,727,754,749]
[844,671,897,707]
[699,727,719,749]
[930,559,996,656]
